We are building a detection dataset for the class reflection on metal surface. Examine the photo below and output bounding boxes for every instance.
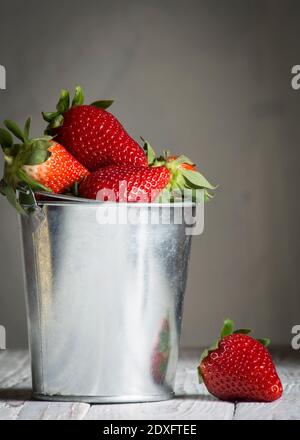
[151,317,171,384]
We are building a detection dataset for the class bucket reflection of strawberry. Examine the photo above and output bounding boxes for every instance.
[151,318,171,384]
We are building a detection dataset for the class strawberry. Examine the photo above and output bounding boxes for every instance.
[0,118,88,213]
[42,86,148,171]
[79,141,216,203]
[198,319,283,402]
[23,142,89,194]
[79,164,170,202]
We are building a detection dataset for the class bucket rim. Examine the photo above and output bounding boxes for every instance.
[35,200,196,208]
[32,191,196,208]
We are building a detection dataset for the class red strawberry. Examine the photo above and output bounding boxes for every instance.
[42,86,148,171]
[0,118,88,213]
[79,164,170,202]
[79,141,216,203]
[23,142,89,194]
[198,319,283,402]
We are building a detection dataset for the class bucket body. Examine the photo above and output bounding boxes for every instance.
[20,202,193,403]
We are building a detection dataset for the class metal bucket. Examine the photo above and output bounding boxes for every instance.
[20,198,194,403]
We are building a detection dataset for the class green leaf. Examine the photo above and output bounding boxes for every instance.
[9,143,22,157]
[0,180,26,215]
[6,187,26,214]
[4,120,25,142]
[91,100,114,110]
[194,188,205,204]
[24,147,50,166]
[0,128,13,149]
[23,117,31,142]
[220,319,234,338]
[49,114,64,129]
[42,111,59,123]
[17,169,51,192]
[18,185,36,210]
[204,189,214,202]
[257,338,271,347]
[233,328,252,335]
[198,339,219,365]
[173,155,195,166]
[33,135,52,143]
[182,169,215,190]
[143,140,156,165]
[56,89,70,113]
[199,348,209,365]
[23,138,51,165]
[72,85,84,107]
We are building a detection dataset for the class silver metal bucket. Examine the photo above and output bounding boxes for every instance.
[20,198,194,403]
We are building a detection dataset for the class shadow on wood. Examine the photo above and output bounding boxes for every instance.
[0,388,32,401]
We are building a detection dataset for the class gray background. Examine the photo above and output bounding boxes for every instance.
[0,0,299,348]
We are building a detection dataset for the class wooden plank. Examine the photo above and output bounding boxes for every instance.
[0,350,30,389]
[0,401,24,420]
[273,350,300,385]
[16,401,90,420]
[234,384,300,420]
[0,348,298,420]
[85,369,234,420]
[0,350,90,420]
[85,397,234,420]
[0,350,31,419]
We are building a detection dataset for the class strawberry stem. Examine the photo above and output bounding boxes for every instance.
[142,139,156,166]
[91,100,114,110]
[56,89,70,113]
[143,142,216,203]
[257,338,271,347]
[220,319,234,338]
[0,118,52,214]
[233,328,252,334]
[42,85,114,134]
[71,85,84,107]
[4,120,25,142]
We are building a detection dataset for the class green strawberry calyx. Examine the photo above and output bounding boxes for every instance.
[142,139,217,203]
[197,319,271,383]
[42,85,114,134]
[0,118,52,214]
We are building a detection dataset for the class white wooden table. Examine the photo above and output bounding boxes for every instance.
[0,348,298,420]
